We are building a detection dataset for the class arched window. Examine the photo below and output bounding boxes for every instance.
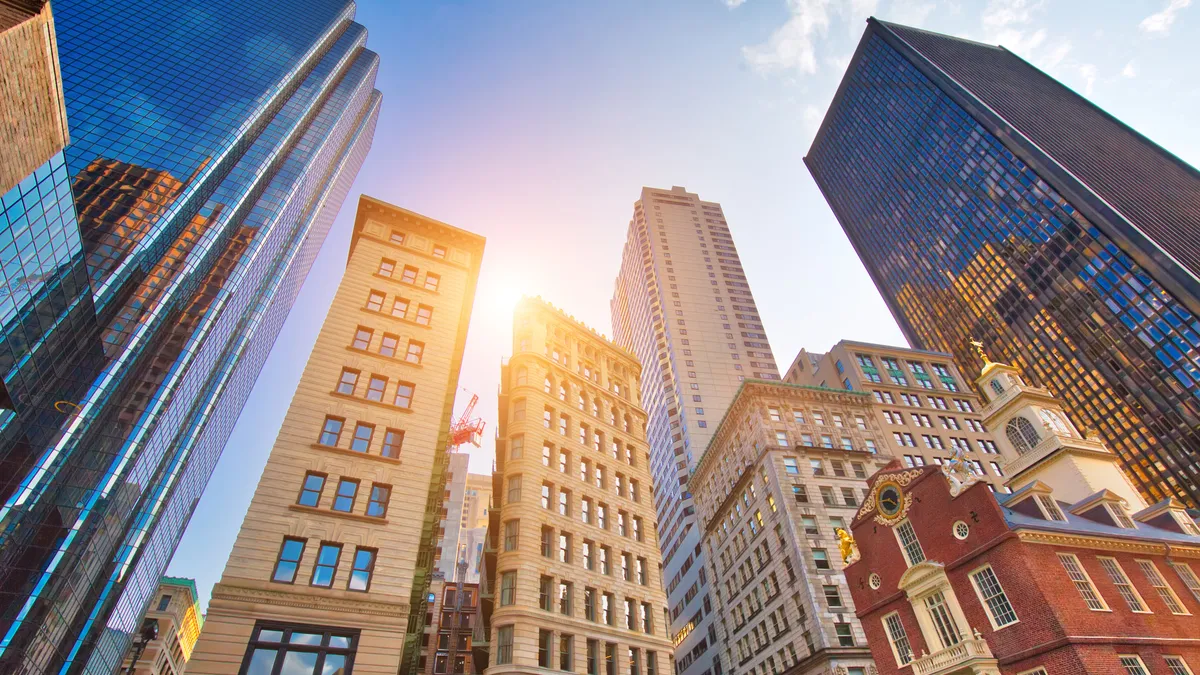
[1005,417,1041,455]
[990,379,1005,397]
[1039,409,1071,435]
[516,368,528,386]
[559,384,567,402]
[544,376,553,395]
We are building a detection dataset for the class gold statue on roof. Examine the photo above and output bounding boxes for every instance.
[969,337,992,365]
[836,528,860,564]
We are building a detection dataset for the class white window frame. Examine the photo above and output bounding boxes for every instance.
[968,564,1019,629]
[1058,553,1109,611]
[1171,562,1200,604]
[1095,557,1150,613]
[894,520,925,567]
[1119,654,1150,675]
[881,612,913,667]
[1137,559,1191,615]
[1165,656,1194,675]
[1035,494,1066,521]
[1016,669,1049,675]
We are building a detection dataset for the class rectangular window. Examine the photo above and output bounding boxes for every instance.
[1120,655,1150,675]
[392,296,409,318]
[503,520,519,551]
[540,575,554,611]
[500,571,516,605]
[560,634,574,671]
[896,521,925,566]
[823,584,843,607]
[311,543,342,587]
[783,458,799,474]
[1059,553,1108,611]
[400,265,419,284]
[297,472,325,507]
[1099,557,1148,612]
[366,290,385,311]
[381,428,403,458]
[271,535,302,578]
[424,272,440,291]
[1172,562,1200,604]
[367,484,390,518]
[560,581,574,615]
[333,479,359,512]
[336,368,359,395]
[406,340,424,364]
[379,333,399,357]
[1138,559,1189,614]
[416,304,433,325]
[497,626,513,665]
[506,475,521,504]
[587,639,599,675]
[366,375,387,401]
[1165,656,1194,675]
[350,423,374,452]
[882,612,913,666]
[970,566,1018,627]
[433,245,447,258]
[157,595,172,612]
[319,416,344,446]
[924,591,962,649]
[351,327,373,350]
[834,623,854,647]
[538,629,552,668]
[394,381,414,408]
[813,549,831,570]
[239,624,357,675]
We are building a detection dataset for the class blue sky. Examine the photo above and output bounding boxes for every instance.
[169,0,1200,607]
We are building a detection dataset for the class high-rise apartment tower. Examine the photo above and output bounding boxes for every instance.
[490,298,673,675]
[186,197,484,674]
[0,1,380,671]
[612,186,779,675]
[806,19,1200,507]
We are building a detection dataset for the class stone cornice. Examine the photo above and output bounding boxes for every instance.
[505,351,648,429]
[210,582,410,617]
[1014,528,1200,557]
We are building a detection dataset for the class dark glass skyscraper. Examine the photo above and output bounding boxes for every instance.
[0,1,380,672]
[806,20,1200,507]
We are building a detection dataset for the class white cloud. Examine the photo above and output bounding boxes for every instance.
[1122,60,1138,78]
[1078,63,1097,95]
[724,0,749,8]
[1140,0,1192,34]
[982,0,1041,30]
[886,0,937,26]
[742,0,832,74]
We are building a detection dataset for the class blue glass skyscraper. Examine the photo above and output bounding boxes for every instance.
[806,20,1200,508]
[0,1,380,672]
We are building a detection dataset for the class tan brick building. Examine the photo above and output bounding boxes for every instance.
[0,0,69,194]
[488,298,673,675]
[690,381,893,675]
[119,577,203,675]
[785,341,1007,492]
[186,196,485,674]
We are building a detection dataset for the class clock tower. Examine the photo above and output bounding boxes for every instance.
[971,342,1145,509]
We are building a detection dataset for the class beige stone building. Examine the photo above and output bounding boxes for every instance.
[785,341,1007,492]
[186,196,485,674]
[464,473,492,530]
[119,577,203,675]
[0,0,70,194]
[691,381,894,675]
[487,297,673,675]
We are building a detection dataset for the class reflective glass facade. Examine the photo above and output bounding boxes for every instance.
[0,1,380,672]
[806,20,1200,508]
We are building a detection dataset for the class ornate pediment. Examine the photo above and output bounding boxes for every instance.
[855,468,925,522]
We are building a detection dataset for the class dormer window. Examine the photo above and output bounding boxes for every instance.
[1173,511,1200,536]
[1035,494,1066,521]
[1006,417,1041,454]
[1105,502,1137,529]
[990,379,1004,397]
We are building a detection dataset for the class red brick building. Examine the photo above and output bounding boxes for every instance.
[843,356,1200,675]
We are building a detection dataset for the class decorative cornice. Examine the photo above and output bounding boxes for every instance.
[1014,528,1200,557]
[210,583,410,617]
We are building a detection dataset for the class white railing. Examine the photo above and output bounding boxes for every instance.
[912,637,993,675]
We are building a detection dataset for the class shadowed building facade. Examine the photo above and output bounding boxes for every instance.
[186,198,484,674]
[489,298,673,675]
[0,1,381,672]
[612,187,779,675]
[805,19,1200,508]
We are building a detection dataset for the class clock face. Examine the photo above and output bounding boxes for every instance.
[877,482,904,519]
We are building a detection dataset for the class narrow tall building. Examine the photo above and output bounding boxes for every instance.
[490,298,673,675]
[785,341,1006,492]
[436,456,491,584]
[690,381,893,675]
[611,186,778,675]
[119,577,204,675]
[0,1,380,670]
[187,198,484,674]
[806,18,1200,507]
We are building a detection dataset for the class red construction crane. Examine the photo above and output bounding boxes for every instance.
[448,390,485,450]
